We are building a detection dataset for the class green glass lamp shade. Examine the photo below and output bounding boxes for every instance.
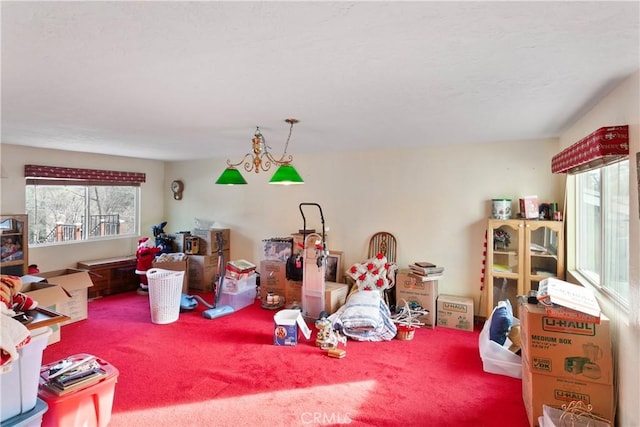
[269,164,304,185]
[215,167,248,185]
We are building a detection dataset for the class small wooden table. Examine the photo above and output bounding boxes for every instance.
[77,256,138,299]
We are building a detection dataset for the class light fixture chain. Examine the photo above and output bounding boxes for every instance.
[282,119,295,156]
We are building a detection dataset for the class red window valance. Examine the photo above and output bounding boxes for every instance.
[551,125,629,174]
[24,165,146,184]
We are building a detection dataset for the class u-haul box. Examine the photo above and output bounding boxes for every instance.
[519,302,613,385]
[436,294,474,331]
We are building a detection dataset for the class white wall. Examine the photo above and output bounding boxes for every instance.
[558,70,639,427]
[164,137,562,317]
[0,144,165,271]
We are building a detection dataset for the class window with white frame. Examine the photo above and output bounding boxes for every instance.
[575,160,629,305]
[24,165,143,246]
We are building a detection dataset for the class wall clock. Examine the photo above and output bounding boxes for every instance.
[171,180,184,200]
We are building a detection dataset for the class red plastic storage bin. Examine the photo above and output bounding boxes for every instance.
[38,354,118,427]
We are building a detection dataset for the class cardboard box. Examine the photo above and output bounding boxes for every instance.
[152,260,189,293]
[170,232,190,253]
[436,294,474,331]
[291,232,328,253]
[192,228,231,255]
[325,281,348,315]
[21,282,71,344]
[519,303,613,385]
[28,269,94,325]
[262,238,293,262]
[285,280,302,307]
[395,269,438,327]
[273,309,312,346]
[226,259,256,275]
[188,252,228,292]
[519,195,539,219]
[522,357,614,427]
[259,261,287,299]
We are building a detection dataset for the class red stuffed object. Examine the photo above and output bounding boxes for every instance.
[1,275,38,312]
[135,237,161,295]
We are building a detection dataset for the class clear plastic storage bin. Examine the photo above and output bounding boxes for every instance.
[0,327,51,422]
[0,398,48,427]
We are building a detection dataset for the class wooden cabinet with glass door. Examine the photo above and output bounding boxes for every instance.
[1,214,29,276]
[484,218,564,316]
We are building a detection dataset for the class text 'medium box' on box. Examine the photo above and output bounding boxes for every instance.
[518,302,613,385]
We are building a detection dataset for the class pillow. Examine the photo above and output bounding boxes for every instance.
[489,300,513,346]
[345,253,396,292]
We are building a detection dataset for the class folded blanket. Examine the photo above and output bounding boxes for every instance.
[1,310,31,368]
[329,290,397,342]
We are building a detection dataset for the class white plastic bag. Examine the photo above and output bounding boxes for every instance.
[478,305,522,378]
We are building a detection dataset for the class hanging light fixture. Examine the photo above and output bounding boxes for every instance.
[215,118,304,185]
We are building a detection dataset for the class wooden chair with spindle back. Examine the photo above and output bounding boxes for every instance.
[367,231,398,309]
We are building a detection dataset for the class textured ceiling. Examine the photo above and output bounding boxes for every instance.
[2,1,639,161]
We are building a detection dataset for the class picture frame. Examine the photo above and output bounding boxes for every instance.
[0,218,17,232]
[325,250,343,283]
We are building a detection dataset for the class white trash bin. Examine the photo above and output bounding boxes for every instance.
[146,268,184,324]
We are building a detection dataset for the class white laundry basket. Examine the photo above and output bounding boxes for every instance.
[146,268,185,324]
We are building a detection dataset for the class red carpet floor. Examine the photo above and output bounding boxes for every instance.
[42,291,529,426]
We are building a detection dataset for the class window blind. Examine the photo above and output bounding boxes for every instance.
[551,125,629,174]
[24,165,145,186]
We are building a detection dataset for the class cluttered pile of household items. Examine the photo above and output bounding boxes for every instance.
[479,276,614,427]
[169,205,456,357]
[1,273,119,427]
[138,207,454,354]
[0,214,453,426]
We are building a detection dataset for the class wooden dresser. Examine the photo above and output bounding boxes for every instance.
[77,256,138,299]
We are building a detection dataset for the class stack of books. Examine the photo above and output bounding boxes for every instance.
[42,355,107,396]
[408,262,444,280]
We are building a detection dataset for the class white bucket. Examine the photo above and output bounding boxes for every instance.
[492,199,512,219]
